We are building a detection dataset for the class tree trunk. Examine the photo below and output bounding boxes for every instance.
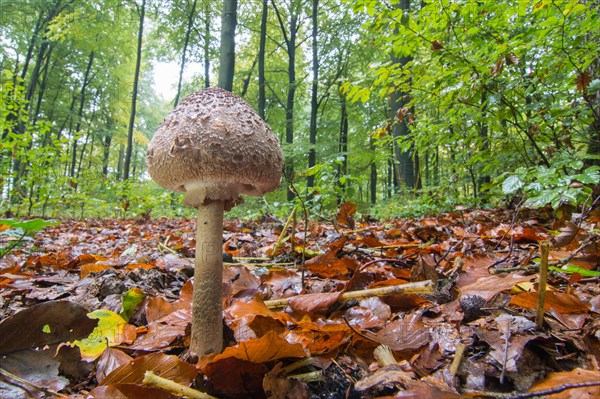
[102,120,113,177]
[218,0,237,91]
[478,91,490,193]
[258,0,268,119]
[70,51,94,178]
[124,0,146,181]
[370,137,377,205]
[204,1,211,88]
[272,0,299,201]
[174,0,198,107]
[389,0,415,191]
[307,0,318,192]
[240,58,256,97]
[337,90,348,203]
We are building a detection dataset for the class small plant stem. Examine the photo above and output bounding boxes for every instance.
[536,240,550,329]
[289,370,323,383]
[272,206,297,256]
[264,280,434,309]
[143,371,217,399]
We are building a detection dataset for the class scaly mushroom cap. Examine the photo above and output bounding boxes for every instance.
[147,87,283,209]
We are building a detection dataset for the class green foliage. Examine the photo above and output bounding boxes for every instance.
[502,156,599,209]
[0,218,60,259]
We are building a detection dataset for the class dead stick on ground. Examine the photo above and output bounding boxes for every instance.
[143,371,217,399]
[449,342,466,377]
[536,240,550,329]
[264,280,434,309]
[0,367,68,398]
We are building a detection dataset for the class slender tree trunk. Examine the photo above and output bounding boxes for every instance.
[124,0,146,181]
[307,0,318,192]
[77,106,97,178]
[70,51,94,178]
[370,138,377,205]
[272,0,298,201]
[204,1,211,88]
[258,0,268,119]
[218,0,237,91]
[102,120,113,177]
[240,58,256,97]
[478,91,490,193]
[337,90,348,203]
[174,0,198,107]
[389,0,415,191]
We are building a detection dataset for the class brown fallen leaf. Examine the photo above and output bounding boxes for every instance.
[209,331,307,364]
[96,348,133,384]
[336,201,356,228]
[101,352,197,387]
[288,291,343,314]
[509,291,590,313]
[0,300,97,354]
[361,312,430,351]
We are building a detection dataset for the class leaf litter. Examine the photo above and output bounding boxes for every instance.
[0,206,599,398]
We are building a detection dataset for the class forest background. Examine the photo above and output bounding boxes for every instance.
[1,0,599,220]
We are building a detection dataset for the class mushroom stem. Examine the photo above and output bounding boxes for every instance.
[191,200,224,356]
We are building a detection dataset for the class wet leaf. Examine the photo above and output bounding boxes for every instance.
[101,352,197,386]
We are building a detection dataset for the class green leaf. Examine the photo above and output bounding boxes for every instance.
[119,287,145,321]
[0,219,60,235]
[72,309,133,362]
[549,265,600,277]
[502,175,523,194]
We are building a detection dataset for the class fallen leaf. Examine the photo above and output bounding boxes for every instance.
[527,368,600,398]
[336,201,356,228]
[101,352,197,386]
[509,291,590,313]
[211,331,307,364]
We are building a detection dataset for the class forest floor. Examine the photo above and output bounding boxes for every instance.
[0,205,599,399]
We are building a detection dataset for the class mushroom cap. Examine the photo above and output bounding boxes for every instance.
[146,87,283,209]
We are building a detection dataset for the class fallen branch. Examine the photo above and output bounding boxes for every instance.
[470,381,600,399]
[143,371,217,399]
[264,280,434,309]
[0,367,68,398]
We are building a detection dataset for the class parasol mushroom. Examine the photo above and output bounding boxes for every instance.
[146,87,283,356]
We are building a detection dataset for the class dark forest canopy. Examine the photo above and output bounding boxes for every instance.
[1,0,599,218]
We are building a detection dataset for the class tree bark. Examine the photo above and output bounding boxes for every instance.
[370,137,377,205]
[218,0,237,91]
[204,1,211,88]
[123,0,146,181]
[389,0,415,191]
[337,90,348,203]
[272,0,299,201]
[307,0,318,192]
[174,0,198,107]
[258,0,268,119]
[70,51,94,178]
